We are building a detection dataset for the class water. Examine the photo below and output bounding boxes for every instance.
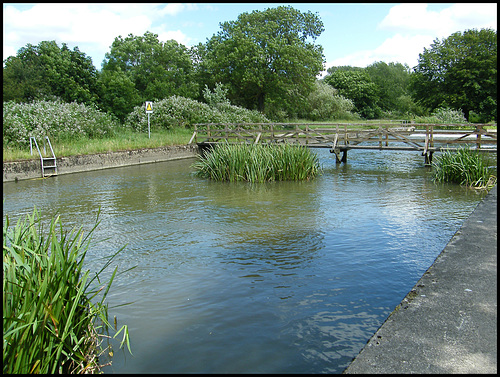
[3,148,488,373]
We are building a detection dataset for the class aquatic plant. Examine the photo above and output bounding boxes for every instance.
[192,143,320,183]
[3,208,132,374]
[432,146,497,189]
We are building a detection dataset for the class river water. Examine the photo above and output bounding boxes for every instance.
[2,148,490,373]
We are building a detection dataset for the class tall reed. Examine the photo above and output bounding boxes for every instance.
[432,147,497,189]
[192,143,320,182]
[3,208,132,374]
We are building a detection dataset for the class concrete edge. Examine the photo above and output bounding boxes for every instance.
[3,145,199,183]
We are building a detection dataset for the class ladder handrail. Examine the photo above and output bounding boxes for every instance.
[44,136,56,161]
[29,136,57,177]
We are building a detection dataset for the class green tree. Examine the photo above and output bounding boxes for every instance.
[202,6,325,117]
[101,31,198,105]
[409,28,497,121]
[3,41,98,105]
[365,61,412,113]
[324,68,381,119]
[96,68,141,122]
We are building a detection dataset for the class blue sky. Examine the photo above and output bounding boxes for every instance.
[3,3,497,75]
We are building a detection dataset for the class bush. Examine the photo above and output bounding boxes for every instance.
[300,81,359,121]
[125,95,271,132]
[3,100,120,148]
[414,107,468,124]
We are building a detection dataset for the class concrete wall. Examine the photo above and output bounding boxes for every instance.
[3,145,199,182]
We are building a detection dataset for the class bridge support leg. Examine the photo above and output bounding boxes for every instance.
[330,148,347,163]
[423,151,433,166]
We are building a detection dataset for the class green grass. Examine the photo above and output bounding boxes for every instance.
[3,207,133,374]
[192,143,320,183]
[432,147,497,189]
[3,127,194,162]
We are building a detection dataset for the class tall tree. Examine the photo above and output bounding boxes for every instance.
[101,31,198,104]
[202,6,325,115]
[409,28,497,121]
[365,61,411,113]
[324,68,381,119]
[3,41,98,105]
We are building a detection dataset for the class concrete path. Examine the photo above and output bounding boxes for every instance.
[344,185,497,374]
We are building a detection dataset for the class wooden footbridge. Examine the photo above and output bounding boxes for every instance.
[189,123,497,165]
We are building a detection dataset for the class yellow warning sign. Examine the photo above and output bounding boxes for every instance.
[145,101,153,113]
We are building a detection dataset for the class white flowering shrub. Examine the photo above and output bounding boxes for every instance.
[3,100,120,148]
[125,95,270,131]
[431,107,467,123]
[415,107,468,124]
[202,83,231,107]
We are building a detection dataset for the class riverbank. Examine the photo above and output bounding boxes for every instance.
[343,184,497,374]
[2,144,199,182]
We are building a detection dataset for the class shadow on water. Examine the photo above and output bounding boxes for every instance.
[2,149,490,373]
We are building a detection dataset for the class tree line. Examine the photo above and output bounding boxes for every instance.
[3,6,497,124]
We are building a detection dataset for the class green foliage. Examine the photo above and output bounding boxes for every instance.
[3,208,132,374]
[96,68,142,122]
[410,28,497,121]
[365,61,412,113]
[202,82,231,107]
[125,95,270,132]
[101,31,198,104]
[3,41,98,105]
[192,143,320,182]
[324,69,381,119]
[300,81,358,121]
[432,147,497,189]
[3,100,121,148]
[413,107,467,124]
[202,6,325,117]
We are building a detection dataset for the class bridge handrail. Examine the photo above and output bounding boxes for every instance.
[189,123,496,151]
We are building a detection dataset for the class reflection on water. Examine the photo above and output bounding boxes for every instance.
[3,148,489,373]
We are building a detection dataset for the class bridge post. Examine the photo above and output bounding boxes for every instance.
[424,151,433,166]
[331,148,347,163]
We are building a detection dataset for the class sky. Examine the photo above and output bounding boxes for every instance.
[3,3,497,76]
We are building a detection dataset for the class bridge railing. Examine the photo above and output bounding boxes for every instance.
[189,123,497,152]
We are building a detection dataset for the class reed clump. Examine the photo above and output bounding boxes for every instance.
[3,208,132,374]
[432,147,497,190]
[192,143,320,182]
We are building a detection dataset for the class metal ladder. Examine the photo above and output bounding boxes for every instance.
[29,136,58,177]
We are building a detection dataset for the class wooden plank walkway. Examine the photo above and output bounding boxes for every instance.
[189,123,497,165]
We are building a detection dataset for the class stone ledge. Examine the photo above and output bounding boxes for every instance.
[3,145,199,182]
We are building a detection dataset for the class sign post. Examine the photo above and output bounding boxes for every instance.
[145,101,153,138]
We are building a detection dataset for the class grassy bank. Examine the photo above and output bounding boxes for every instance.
[3,208,132,374]
[3,127,194,162]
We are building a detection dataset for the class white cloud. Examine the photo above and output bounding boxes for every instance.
[158,3,198,16]
[3,3,199,65]
[325,3,497,71]
[157,30,193,46]
[326,33,434,70]
[378,3,497,38]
